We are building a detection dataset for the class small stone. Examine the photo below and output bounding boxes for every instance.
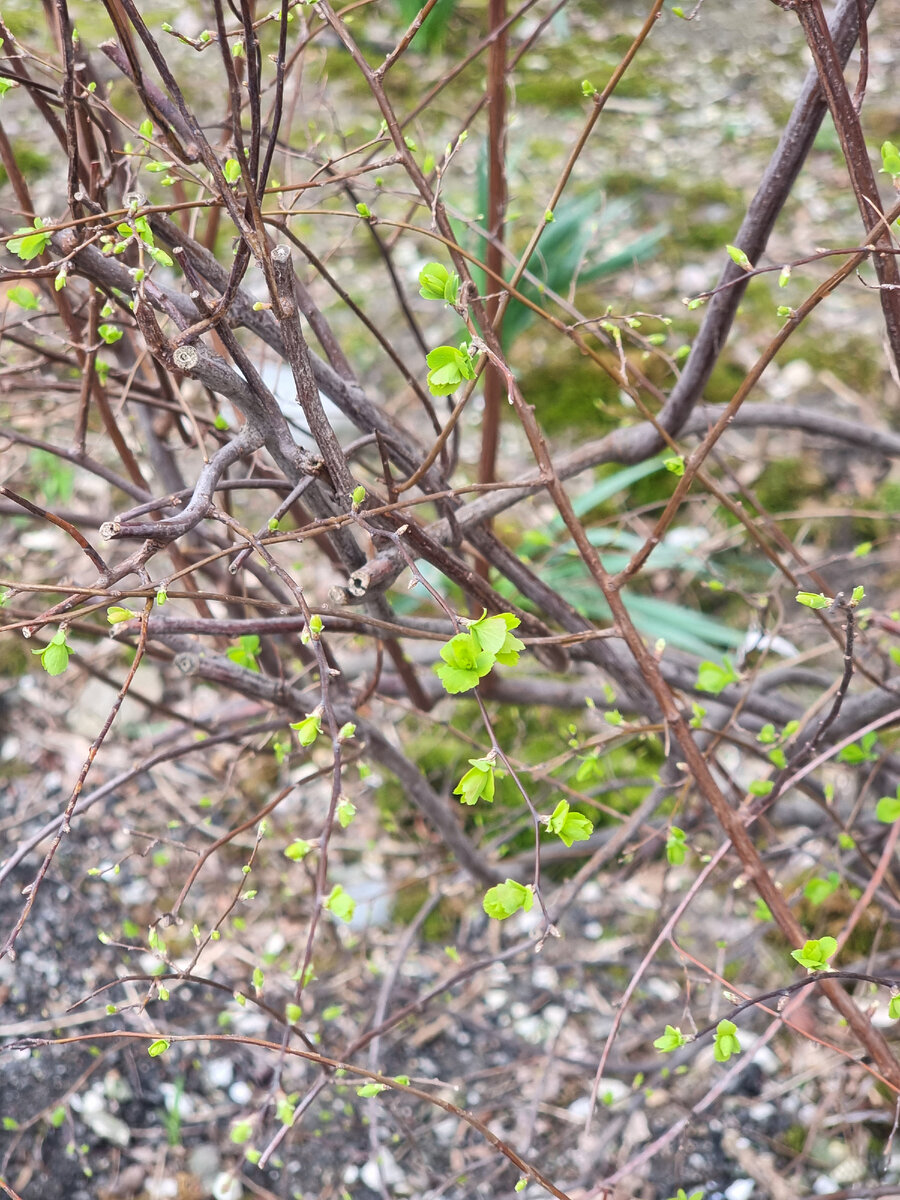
[228,1080,252,1104]
[360,1148,403,1190]
[84,1109,131,1148]
[724,1180,754,1200]
[212,1173,242,1200]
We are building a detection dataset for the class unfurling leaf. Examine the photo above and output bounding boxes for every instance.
[483,879,534,920]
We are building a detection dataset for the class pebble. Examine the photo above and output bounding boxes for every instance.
[82,1109,131,1148]
[144,1179,178,1200]
[211,1173,242,1200]
[724,1180,754,1200]
[360,1147,404,1190]
[228,1080,252,1104]
[204,1056,235,1090]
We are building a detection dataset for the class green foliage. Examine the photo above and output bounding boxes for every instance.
[545,799,593,847]
[7,284,39,309]
[425,341,476,396]
[791,936,837,972]
[795,591,830,610]
[147,1039,170,1057]
[284,839,312,861]
[336,798,356,828]
[653,1024,687,1052]
[356,1082,387,1097]
[435,612,524,694]
[875,786,900,823]
[880,139,900,177]
[803,872,840,905]
[837,731,878,765]
[418,261,459,303]
[666,1190,703,1200]
[290,713,321,747]
[32,629,73,676]
[483,878,533,919]
[889,994,900,1020]
[7,216,51,261]
[326,885,355,923]
[230,1120,253,1144]
[226,635,260,672]
[436,632,494,694]
[666,826,687,865]
[695,658,739,695]
[713,1019,741,1063]
[725,243,752,271]
[107,606,138,624]
[454,756,496,805]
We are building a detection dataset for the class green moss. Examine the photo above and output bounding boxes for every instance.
[781,1124,807,1155]
[753,456,826,511]
[520,357,623,437]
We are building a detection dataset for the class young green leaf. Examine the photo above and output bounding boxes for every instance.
[325,885,355,923]
[889,994,900,1020]
[425,343,476,396]
[418,261,459,303]
[482,879,534,920]
[147,1039,170,1057]
[664,455,685,476]
[837,731,878,765]
[226,634,260,672]
[32,629,73,676]
[7,217,52,261]
[790,936,837,972]
[881,140,900,178]
[336,798,356,828]
[435,631,494,694]
[876,787,900,823]
[453,756,496,805]
[695,658,739,695]
[223,158,242,184]
[803,872,840,906]
[6,285,39,310]
[356,1082,387,1097]
[147,246,174,267]
[653,1024,687,1052]
[469,611,525,664]
[284,839,312,861]
[795,591,831,610]
[725,243,753,271]
[545,799,593,847]
[230,1120,253,1144]
[290,713,322,747]
[666,826,687,866]
[107,606,138,624]
[713,1019,741,1062]
[754,898,772,922]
